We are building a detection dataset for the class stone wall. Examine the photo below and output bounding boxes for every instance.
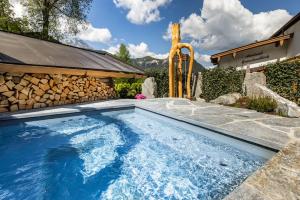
[0,72,115,112]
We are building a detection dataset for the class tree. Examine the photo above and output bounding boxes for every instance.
[22,0,93,40]
[0,0,29,33]
[117,43,132,64]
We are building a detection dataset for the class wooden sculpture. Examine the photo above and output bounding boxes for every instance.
[168,23,194,98]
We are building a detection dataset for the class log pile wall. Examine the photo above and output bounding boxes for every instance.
[0,72,115,112]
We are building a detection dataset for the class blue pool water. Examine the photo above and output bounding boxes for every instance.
[0,108,274,200]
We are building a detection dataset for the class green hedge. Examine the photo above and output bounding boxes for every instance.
[265,61,300,105]
[201,67,245,101]
[114,78,144,98]
[145,67,169,97]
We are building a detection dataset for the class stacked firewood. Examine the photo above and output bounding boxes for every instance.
[0,73,115,112]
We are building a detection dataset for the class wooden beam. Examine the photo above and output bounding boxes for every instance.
[279,39,284,47]
[233,52,237,58]
[0,63,145,78]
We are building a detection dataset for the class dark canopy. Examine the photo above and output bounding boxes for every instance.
[0,31,144,75]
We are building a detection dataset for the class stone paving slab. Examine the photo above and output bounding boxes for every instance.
[136,98,298,150]
[225,142,300,200]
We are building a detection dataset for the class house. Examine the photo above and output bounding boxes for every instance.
[211,12,300,70]
[0,31,144,112]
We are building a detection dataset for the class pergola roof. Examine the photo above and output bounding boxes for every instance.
[0,31,144,77]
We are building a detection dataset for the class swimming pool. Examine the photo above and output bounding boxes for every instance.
[0,108,275,200]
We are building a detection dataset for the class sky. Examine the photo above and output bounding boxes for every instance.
[9,0,300,67]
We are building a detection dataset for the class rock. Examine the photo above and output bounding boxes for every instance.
[243,71,266,97]
[194,72,203,98]
[0,85,9,93]
[255,84,300,118]
[10,104,18,112]
[142,77,157,99]
[2,91,15,97]
[210,93,242,105]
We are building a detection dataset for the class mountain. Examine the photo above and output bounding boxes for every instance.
[131,56,206,72]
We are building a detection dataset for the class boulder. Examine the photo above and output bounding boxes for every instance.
[194,72,203,98]
[243,71,266,97]
[210,93,242,105]
[142,77,157,99]
[255,84,300,118]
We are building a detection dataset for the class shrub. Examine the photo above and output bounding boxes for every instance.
[145,67,169,97]
[247,97,277,113]
[114,78,143,98]
[265,61,300,105]
[201,67,245,101]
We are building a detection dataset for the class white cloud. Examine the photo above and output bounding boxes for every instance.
[194,52,215,68]
[105,42,169,59]
[77,23,112,43]
[164,0,292,51]
[113,0,171,24]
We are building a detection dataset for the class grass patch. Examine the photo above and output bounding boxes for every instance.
[229,96,277,113]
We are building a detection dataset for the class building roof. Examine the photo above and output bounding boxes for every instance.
[0,31,144,75]
[210,11,300,65]
[210,34,293,65]
[272,11,300,37]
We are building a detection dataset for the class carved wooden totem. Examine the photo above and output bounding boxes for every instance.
[168,23,194,98]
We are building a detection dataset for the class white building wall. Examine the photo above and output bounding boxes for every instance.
[284,20,300,58]
[218,43,288,69]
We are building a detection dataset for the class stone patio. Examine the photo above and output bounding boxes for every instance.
[0,98,299,199]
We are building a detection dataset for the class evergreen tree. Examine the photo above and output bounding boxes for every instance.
[117,43,132,64]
